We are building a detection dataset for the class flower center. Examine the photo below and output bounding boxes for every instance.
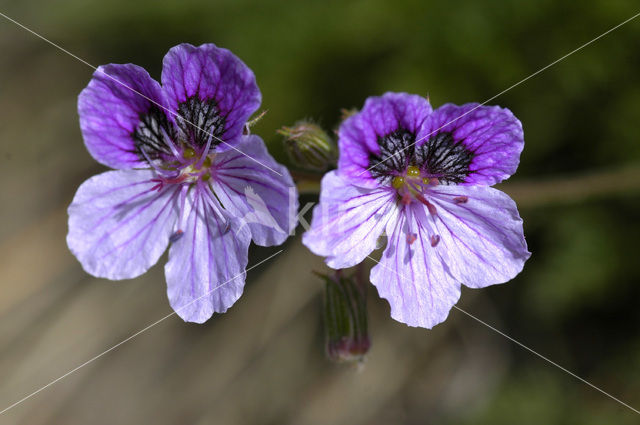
[392,165,438,202]
[368,129,475,185]
[391,165,440,246]
[389,165,439,218]
[180,147,214,182]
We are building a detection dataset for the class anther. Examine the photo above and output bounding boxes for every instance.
[169,230,184,243]
[430,234,440,247]
[183,147,196,159]
[453,196,468,204]
[392,176,405,189]
[406,166,421,178]
[406,233,417,245]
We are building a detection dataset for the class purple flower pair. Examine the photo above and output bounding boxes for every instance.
[69,43,529,329]
[67,44,296,323]
[303,93,530,328]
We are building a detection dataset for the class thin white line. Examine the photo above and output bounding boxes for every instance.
[365,255,639,414]
[452,305,640,414]
[0,250,283,416]
[0,11,282,177]
[364,11,640,176]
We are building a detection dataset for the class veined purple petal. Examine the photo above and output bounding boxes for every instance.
[78,64,173,169]
[210,135,297,246]
[302,171,399,269]
[338,92,433,188]
[420,103,524,185]
[165,185,251,323]
[428,185,530,288]
[370,204,461,329]
[67,170,179,279]
[161,43,261,150]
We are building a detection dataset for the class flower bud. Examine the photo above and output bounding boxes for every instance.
[317,270,370,363]
[279,121,337,171]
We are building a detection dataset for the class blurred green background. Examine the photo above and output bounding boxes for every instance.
[0,0,639,424]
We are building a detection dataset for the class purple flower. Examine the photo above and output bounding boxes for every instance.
[67,43,297,323]
[303,92,530,328]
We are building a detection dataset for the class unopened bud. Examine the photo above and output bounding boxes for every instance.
[279,121,337,171]
[317,270,370,363]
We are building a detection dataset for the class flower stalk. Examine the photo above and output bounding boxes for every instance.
[318,269,370,363]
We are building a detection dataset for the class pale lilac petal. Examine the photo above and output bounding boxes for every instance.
[78,64,173,169]
[371,204,461,328]
[210,135,297,246]
[428,185,530,288]
[165,186,251,323]
[420,103,524,185]
[338,92,433,188]
[302,171,399,269]
[161,43,261,150]
[67,170,179,279]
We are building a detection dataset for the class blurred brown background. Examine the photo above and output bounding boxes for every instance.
[1,0,639,424]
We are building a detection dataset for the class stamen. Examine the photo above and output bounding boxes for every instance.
[160,126,182,160]
[392,176,405,189]
[406,233,417,245]
[174,184,189,236]
[139,147,172,177]
[453,196,468,204]
[183,147,196,159]
[414,193,438,215]
[195,132,214,169]
[169,230,184,243]
[430,234,440,247]
[199,183,231,234]
[406,166,421,178]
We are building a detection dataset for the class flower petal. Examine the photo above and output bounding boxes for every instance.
[338,92,433,188]
[161,43,261,150]
[370,204,461,328]
[302,171,399,269]
[420,103,524,185]
[67,170,178,279]
[428,184,530,288]
[78,64,174,169]
[165,186,251,323]
[210,135,297,247]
